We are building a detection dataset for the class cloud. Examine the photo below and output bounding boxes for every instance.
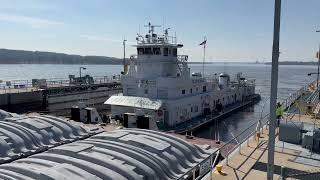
[0,13,63,28]
[80,34,136,44]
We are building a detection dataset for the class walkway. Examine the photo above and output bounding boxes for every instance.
[209,115,320,179]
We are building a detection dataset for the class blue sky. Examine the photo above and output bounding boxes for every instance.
[0,0,319,62]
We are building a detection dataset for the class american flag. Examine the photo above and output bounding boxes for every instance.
[199,40,206,46]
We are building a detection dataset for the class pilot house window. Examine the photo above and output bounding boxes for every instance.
[137,48,144,55]
[145,48,152,55]
[153,48,161,55]
[182,89,186,94]
[173,48,177,56]
[163,48,168,56]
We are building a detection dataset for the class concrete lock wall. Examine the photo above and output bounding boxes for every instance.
[0,91,42,105]
[0,91,43,113]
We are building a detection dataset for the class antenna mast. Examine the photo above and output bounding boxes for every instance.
[144,22,161,42]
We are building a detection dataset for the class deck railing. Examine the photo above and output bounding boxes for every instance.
[0,75,121,94]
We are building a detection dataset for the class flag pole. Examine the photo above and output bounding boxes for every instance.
[202,36,206,77]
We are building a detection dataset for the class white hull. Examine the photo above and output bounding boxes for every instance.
[105,23,256,130]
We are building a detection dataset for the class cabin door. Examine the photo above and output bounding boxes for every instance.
[137,116,149,129]
[123,114,128,128]
[164,111,169,124]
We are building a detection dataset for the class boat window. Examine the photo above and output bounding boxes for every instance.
[191,107,193,112]
[182,89,185,94]
[145,48,152,55]
[137,48,144,55]
[144,89,148,94]
[190,88,192,93]
[195,106,198,112]
[173,48,177,56]
[169,49,172,54]
[163,47,168,56]
[203,86,206,92]
[153,47,161,55]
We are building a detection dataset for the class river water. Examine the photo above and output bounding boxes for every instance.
[0,63,316,141]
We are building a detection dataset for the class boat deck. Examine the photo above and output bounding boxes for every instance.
[208,114,320,180]
[169,95,260,134]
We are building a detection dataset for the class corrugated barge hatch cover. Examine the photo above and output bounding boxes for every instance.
[0,109,102,164]
[0,128,216,180]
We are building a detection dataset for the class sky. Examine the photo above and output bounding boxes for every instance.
[0,0,320,62]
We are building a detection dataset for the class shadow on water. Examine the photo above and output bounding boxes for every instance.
[193,100,267,142]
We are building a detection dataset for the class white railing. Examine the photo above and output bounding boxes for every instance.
[0,75,121,94]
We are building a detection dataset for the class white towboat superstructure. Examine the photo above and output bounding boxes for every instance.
[105,23,256,130]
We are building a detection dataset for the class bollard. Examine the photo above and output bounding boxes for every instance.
[216,164,223,173]
[256,132,260,139]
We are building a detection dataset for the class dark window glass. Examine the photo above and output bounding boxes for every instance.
[173,48,177,56]
[163,47,168,56]
[137,48,144,55]
[203,86,206,92]
[145,48,152,55]
[153,48,161,55]
[190,88,192,93]
[182,89,185,94]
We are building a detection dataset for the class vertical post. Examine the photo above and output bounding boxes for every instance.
[267,0,281,180]
[317,43,320,100]
[203,40,205,77]
[123,39,127,73]
[226,152,229,165]
[199,36,207,77]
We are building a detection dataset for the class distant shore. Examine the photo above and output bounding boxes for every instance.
[263,61,316,65]
[0,48,316,65]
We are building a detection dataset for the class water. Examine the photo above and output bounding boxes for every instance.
[0,63,316,141]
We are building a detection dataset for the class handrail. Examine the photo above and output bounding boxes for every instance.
[0,75,121,94]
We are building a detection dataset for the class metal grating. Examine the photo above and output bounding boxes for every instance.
[0,128,214,180]
[0,111,101,164]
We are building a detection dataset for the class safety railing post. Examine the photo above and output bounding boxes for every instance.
[226,151,229,166]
